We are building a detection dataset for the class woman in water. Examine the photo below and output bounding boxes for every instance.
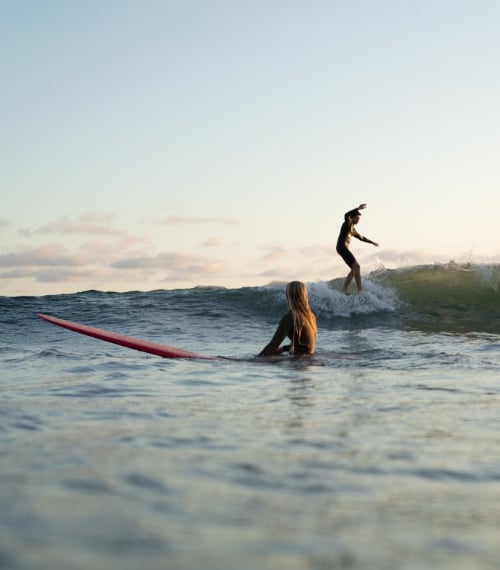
[258,281,317,356]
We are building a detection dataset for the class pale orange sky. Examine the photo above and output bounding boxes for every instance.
[2,1,499,296]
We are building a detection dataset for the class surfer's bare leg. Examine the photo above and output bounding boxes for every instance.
[342,268,354,293]
[342,261,362,293]
[353,262,363,292]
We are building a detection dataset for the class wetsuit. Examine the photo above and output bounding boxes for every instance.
[336,208,373,268]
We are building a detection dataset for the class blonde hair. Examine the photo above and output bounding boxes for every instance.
[286,281,317,350]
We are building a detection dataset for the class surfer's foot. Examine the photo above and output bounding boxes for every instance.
[342,290,350,296]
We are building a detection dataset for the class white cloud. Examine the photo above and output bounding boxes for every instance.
[20,211,127,238]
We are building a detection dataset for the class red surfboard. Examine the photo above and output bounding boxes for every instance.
[38,313,217,360]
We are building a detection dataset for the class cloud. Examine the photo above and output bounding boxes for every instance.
[111,251,225,282]
[0,241,227,289]
[161,215,239,226]
[19,211,128,238]
[0,244,85,267]
[300,244,337,258]
[28,268,92,284]
[163,260,225,283]
[78,234,150,256]
[0,204,235,292]
[5,218,496,295]
[202,237,222,247]
[258,266,291,278]
[259,245,288,263]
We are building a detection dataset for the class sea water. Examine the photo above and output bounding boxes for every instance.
[1,263,499,570]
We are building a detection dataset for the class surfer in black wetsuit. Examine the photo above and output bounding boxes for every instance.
[336,203,379,294]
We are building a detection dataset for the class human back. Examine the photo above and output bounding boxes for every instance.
[258,281,317,356]
[286,281,317,354]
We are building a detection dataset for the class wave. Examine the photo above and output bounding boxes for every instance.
[366,262,498,332]
[1,263,499,335]
[269,262,499,332]
[373,261,497,311]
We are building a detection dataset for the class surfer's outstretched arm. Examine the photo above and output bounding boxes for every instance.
[344,203,367,221]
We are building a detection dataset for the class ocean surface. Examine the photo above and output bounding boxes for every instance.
[1,262,499,570]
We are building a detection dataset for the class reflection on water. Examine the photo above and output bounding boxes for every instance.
[1,285,500,570]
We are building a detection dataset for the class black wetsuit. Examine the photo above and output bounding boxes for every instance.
[336,208,372,268]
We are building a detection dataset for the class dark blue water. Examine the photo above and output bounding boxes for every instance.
[1,264,499,569]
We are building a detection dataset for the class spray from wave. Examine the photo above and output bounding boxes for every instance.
[308,280,399,318]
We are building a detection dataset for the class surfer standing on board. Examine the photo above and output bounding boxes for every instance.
[258,281,317,356]
[336,203,379,294]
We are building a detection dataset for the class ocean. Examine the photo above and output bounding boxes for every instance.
[1,262,499,570]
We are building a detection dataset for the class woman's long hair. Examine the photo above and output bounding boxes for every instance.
[286,281,317,350]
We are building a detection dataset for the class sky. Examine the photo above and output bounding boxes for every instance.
[1,0,499,296]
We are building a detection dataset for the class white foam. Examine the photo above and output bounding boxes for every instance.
[307,279,400,317]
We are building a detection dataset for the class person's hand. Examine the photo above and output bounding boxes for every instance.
[358,203,367,210]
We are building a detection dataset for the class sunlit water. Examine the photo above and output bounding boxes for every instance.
[1,265,499,569]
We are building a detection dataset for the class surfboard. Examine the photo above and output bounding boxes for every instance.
[38,313,217,360]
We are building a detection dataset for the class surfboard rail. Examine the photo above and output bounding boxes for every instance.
[38,313,217,360]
